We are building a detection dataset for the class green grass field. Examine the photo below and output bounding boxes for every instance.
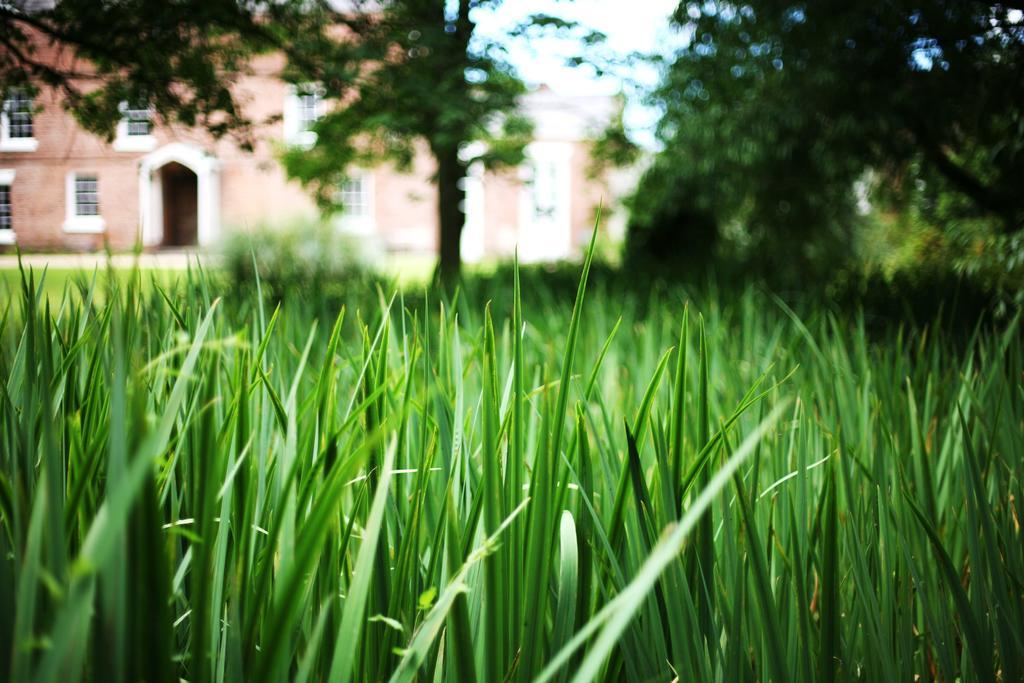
[0,251,437,304]
[0,267,178,304]
[1,242,1021,682]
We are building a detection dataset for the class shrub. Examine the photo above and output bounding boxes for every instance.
[220,218,385,301]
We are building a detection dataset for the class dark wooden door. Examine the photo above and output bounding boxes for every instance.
[160,163,198,247]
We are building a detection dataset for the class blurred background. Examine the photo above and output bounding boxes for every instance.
[1,1,1023,318]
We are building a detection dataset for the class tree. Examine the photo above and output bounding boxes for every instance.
[0,0,315,147]
[631,1,1024,277]
[280,0,603,284]
[3,0,606,281]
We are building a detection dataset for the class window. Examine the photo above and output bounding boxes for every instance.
[0,169,15,244]
[64,172,105,233]
[114,101,156,152]
[123,103,152,136]
[0,186,10,229]
[4,90,32,138]
[0,184,11,244]
[335,172,374,233]
[530,160,559,219]
[74,175,99,216]
[340,176,370,218]
[1,89,38,152]
[296,91,320,134]
[284,85,323,147]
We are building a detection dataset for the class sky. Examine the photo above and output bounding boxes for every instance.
[472,0,683,147]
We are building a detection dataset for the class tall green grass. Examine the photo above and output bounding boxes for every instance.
[0,247,1021,682]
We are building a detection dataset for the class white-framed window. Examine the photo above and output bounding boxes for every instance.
[113,101,156,152]
[124,104,152,136]
[74,175,99,215]
[63,172,106,233]
[1,88,39,152]
[336,171,375,233]
[0,169,14,245]
[297,92,319,132]
[283,84,324,147]
[529,158,560,219]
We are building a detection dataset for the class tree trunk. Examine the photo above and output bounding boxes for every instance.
[436,144,467,287]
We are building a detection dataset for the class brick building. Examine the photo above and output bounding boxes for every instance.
[0,45,621,262]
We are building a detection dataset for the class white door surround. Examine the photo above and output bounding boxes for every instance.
[138,143,220,247]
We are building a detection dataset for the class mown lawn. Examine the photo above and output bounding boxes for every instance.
[0,243,1021,682]
[0,251,437,306]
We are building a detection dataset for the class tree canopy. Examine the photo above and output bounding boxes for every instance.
[281,0,605,283]
[0,0,317,147]
[630,1,1024,277]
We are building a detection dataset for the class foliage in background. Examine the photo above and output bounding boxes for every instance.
[629,1,1024,289]
[586,100,641,179]
[840,186,1024,316]
[0,0,323,147]
[220,219,383,302]
[1,244,1022,681]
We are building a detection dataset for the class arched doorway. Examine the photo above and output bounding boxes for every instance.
[138,143,220,248]
[159,162,198,246]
